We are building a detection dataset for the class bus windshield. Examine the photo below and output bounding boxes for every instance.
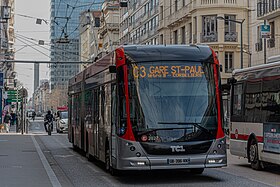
[127,61,218,141]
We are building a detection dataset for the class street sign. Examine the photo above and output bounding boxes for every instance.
[6,98,22,103]
[261,24,271,38]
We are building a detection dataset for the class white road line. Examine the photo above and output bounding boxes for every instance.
[31,136,62,187]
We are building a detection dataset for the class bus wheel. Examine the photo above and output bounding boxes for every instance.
[190,168,204,174]
[249,139,264,170]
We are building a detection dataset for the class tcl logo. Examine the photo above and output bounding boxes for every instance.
[170,146,186,152]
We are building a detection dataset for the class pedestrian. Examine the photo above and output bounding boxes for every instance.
[10,111,16,126]
[32,111,36,121]
[3,112,12,133]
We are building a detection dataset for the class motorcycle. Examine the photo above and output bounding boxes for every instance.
[45,119,53,135]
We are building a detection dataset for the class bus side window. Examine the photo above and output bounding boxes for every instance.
[117,66,127,136]
[232,84,243,117]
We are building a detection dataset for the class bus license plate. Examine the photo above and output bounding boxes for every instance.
[168,158,190,165]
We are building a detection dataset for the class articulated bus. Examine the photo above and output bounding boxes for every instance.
[229,58,280,170]
[68,45,226,174]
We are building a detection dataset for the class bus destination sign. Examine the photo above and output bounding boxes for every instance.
[133,65,204,79]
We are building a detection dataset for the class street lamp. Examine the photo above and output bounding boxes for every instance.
[217,16,245,69]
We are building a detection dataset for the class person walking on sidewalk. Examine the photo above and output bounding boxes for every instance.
[10,111,16,126]
[4,112,12,133]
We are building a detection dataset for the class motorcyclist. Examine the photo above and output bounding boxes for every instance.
[44,110,54,132]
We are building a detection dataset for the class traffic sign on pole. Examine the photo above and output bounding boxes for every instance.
[261,24,271,38]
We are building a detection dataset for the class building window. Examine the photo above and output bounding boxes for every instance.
[175,0,178,12]
[202,15,217,36]
[183,0,186,6]
[201,15,217,42]
[224,15,236,32]
[170,0,172,14]
[160,6,163,20]
[174,30,178,44]
[181,26,186,44]
[225,52,234,73]
[224,15,237,42]
[268,21,275,48]
[160,34,164,44]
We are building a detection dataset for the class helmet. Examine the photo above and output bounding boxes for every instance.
[47,110,51,114]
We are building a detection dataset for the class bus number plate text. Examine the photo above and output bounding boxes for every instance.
[168,158,190,165]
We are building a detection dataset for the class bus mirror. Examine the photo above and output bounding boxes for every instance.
[220,65,223,72]
[109,65,116,73]
[227,77,237,84]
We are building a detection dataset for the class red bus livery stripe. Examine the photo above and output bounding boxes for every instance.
[122,65,136,141]
[211,49,224,139]
[230,133,264,143]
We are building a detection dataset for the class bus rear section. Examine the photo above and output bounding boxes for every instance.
[110,45,227,172]
[229,62,280,170]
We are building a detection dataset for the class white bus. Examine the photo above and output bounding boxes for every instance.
[229,59,280,170]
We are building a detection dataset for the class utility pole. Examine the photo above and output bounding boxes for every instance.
[264,20,267,64]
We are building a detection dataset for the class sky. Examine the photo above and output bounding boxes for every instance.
[14,0,50,97]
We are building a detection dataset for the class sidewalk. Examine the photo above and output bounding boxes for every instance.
[0,132,52,186]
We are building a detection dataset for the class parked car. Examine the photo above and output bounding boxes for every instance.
[56,111,68,133]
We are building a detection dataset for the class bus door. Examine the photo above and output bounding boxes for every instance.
[93,88,100,158]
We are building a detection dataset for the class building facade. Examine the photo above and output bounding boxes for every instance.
[50,0,104,90]
[0,0,15,87]
[158,0,250,85]
[98,0,120,53]
[255,0,280,65]
[80,10,101,71]
[119,0,160,45]
[33,80,51,114]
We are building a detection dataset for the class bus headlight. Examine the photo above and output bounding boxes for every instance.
[208,159,223,164]
[130,161,146,166]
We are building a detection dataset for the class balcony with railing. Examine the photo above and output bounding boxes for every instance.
[99,23,119,37]
[225,32,238,42]
[257,0,280,20]
[200,32,218,43]
[194,0,246,9]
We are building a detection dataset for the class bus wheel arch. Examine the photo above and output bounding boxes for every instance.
[247,135,264,170]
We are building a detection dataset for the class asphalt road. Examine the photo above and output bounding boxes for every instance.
[1,119,279,187]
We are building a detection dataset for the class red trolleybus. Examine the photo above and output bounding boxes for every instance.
[68,45,226,174]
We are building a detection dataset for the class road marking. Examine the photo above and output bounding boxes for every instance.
[54,154,74,158]
[31,136,62,187]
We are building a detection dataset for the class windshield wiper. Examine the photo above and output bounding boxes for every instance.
[157,122,213,137]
